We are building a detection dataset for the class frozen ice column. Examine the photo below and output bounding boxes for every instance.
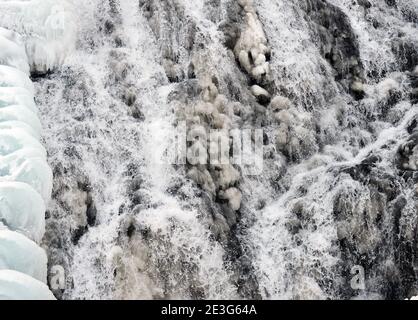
[0,0,76,75]
[0,28,54,300]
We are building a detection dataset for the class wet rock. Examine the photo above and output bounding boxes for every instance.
[351,80,365,100]
[140,0,196,82]
[343,154,380,176]
[411,88,418,104]
[250,85,271,105]
[114,35,124,47]
[385,0,397,7]
[122,87,137,106]
[220,22,240,50]
[220,204,238,227]
[273,105,316,162]
[163,59,186,83]
[392,39,418,72]
[104,20,115,34]
[128,176,144,193]
[209,212,230,243]
[407,118,417,134]
[398,133,418,171]
[187,167,216,195]
[110,60,129,81]
[301,0,365,96]
[71,226,87,245]
[130,190,152,207]
[127,223,136,238]
[286,218,302,235]
[358,0,372,9]
[130,105,145,121]
[86,195,97,227]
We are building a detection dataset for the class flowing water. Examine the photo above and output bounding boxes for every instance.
[27,0,418,299]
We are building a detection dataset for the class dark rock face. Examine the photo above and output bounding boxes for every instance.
[392,39,418,72]
[399,134,418,168]
[335,157,417,298]
[358,0,372,9]
[385,0,397,7]
[300,0,365,97]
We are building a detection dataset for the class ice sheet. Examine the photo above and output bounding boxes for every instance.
[0,87,37,114]
[0,229,47,282]
[0,0,77,74]
[0,269,55,300]
[0,182,46,243]
[0,65,34,94]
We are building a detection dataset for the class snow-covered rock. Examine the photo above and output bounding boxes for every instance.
[270,96,291,113]
[251,84,271,104]
[179,77,244,210]
[219,187,242,211]
[234,1,270,82]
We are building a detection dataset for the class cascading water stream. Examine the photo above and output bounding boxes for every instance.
[35,0,238,299]
[244,0,418,299]
[39,0,418,300]
[0,0,416,300]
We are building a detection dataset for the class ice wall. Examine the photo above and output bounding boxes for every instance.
[0,0,76,75]
[0,269,54,300]
[0,20,54,300]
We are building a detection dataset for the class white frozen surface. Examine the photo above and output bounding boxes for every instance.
[0,229,47,282]
[0,27,23,44]
[1,147,47,165]
[0,65,34,94]
[0,0,77,74]
[0,10,56,299]
[0,121,40,140]
[0,105,41,134]
[0,269,55,300]
[0,29,29,74]
[0,87,37,114]
[0,154,52,202]
[0,182,46,243]
[0,128,46,158]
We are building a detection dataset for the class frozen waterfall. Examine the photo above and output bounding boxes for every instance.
[0,0,75,300]
[0,0,417,300]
